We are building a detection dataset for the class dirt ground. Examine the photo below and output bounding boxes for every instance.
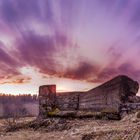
[0,114,140,140]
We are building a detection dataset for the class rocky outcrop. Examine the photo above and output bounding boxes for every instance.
[38,75,140,119]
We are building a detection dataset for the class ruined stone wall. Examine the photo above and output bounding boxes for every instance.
[79,83,121,112]
[79,76,139,112]
[38,75,139,118]
[56,92,80,111]
[39,85,56,118]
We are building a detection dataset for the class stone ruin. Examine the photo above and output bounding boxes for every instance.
[38,75,140,119]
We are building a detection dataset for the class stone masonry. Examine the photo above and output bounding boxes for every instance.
[38,75,140,119]
[38,85,56,118]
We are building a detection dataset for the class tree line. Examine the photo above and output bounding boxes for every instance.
[0,94,39,118]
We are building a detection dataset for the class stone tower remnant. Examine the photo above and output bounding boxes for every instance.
[39,85,56,118]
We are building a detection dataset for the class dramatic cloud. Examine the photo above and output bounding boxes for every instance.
[0,0,140,94]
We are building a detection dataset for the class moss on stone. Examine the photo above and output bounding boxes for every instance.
[47,107,60,116]
[101,108,118,113]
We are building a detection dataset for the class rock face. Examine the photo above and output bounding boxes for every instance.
[38,75,140,119]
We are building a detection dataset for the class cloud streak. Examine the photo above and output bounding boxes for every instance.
[0,0,140,93]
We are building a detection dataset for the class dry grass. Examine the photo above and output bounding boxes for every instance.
[0,113,139,140]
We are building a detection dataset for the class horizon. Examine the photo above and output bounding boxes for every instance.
[0,0,140,95]
[0,74,140,96]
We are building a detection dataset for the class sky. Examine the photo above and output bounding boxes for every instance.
[0,0,140,95]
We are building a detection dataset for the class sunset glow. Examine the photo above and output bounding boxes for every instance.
[0,0,140,95]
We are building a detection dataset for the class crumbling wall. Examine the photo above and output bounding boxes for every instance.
[38,75,139,119]
[56,92,80,111]
[79,81,121,112]
[79,76,139,112]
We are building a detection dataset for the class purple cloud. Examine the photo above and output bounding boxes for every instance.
[0,0,140,89]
